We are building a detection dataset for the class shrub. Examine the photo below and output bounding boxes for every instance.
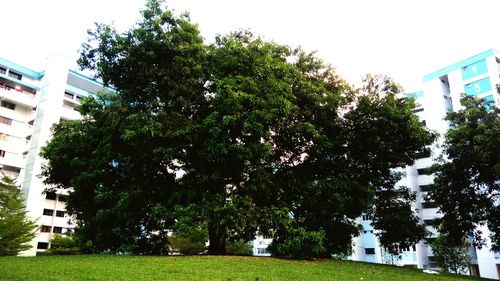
[226,240,252,256]
[268,227,326,259]
[47,234,79,255]
[168,228,207,255]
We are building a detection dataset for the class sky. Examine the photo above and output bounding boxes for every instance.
[1,0,500,92]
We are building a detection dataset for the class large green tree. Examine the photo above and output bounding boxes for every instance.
[429,94,500,251]
[41,0,434,256]
[0,176,37,256]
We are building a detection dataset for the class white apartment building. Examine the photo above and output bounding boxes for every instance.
[0,54,108,256]
[349,49,500,279]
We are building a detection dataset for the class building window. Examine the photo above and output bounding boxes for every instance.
[257,248,268,254]
[7,71,22,80]
[0,101,16,110]
[0,116,12,125]
[37,242,49,249]
[417,167,433,175]
[0,134,9,141]
[0,150,5,157]
[0,67,6,74]
[45,192,57,200]
[53,227,63,234]
[58,195,68,202]
[362,214,373,221]
[40,225,51,233]
[419,184,433,192]
[43,209,54,216]
[424,219,435,226]
[365,248,375,255]
[421,201,438,209]
[64,92,74,99]
[56,210,65,217]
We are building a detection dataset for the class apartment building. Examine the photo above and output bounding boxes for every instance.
[350,49,500,279]
[0,54,108,256]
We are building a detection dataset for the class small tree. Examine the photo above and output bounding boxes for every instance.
[0,175,37,256]
[432,234,471,274]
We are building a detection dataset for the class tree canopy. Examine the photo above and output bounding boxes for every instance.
[41,0,434,256]
[0,175,37,256]
[430,93,500,251]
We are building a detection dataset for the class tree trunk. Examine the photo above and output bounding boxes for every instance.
[207,213,227,255]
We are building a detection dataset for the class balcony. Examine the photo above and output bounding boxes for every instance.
[0,151,26,169]
[0,86,37,108]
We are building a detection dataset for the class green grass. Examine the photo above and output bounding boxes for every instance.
[0,255,481,281]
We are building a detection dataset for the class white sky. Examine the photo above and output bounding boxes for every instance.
[1,0,500,92]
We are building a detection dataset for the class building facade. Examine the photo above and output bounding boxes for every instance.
[349,49,500,279]
[0,54,108,256]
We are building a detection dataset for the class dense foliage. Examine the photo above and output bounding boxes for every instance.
[41,0,434,257]
[0,176,37,256]
[429,94,500,251]
[431,234,471,274]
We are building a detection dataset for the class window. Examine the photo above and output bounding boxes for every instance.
[413,107,424,113]
[58,195,68,202]
[0,134,9,141]
[40,225,51,233]
[0,150,5,157]
[53,227,63,234]
[420,120,427,127]
[419,184,433,192]
[8,71,22,80]
[37,242,49,249]
[0,67,6,74]
[417,167,433,175]
[0,116,12,125]
[262,234,272,239]
[64,92,74,99]
[365,248,375,255]
[421,201,438,209]
[257,248,268,254]
[56,210,65,217]
[75,95,82,101]
[362,214,373,221]
[43,209,54,216]
[423,219,435,226]
[428,256,436,262]
[0,101,16,110]
[45,192,57,200]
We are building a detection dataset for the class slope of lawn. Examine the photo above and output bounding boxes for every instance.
[0,255,482,281]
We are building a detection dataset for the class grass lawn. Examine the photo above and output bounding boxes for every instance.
[0,255,482,281]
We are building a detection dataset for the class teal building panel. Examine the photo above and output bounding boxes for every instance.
[464,77,492,96]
